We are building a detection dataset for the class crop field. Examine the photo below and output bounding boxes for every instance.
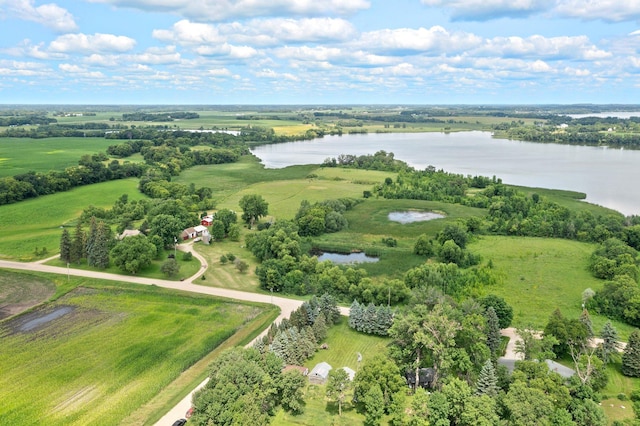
[0,178,145,261]
[0,137,118,177]
[0,275,274,426]
[0,270,56,319]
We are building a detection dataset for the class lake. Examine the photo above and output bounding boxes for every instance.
[251,131,640,216]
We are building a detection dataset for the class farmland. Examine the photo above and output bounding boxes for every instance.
[0,271,276,426]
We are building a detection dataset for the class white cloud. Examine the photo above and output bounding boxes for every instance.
[153,20,224,45]
[208,68,233,77]
[49,33,136,54]
[554,1,640,22]
[195,43,258,59]
[255,68,299,80]
[59,63,105,78]
[88,0,370,21]
[242,18,356,43]
[0,0,78,32]
[356,27,482,55]
[420,0,552,20]
[478,35,611,60]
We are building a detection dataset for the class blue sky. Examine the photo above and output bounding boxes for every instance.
[1,0,640,104]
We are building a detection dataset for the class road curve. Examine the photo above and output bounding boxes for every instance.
[0,253,349,425]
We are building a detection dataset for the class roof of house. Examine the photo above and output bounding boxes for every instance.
[184,227,197,234]
[309,362,332,379]
[341,367,356,381]
[118,229,141,239]
[283,365,309,375]
[194,225,207,233]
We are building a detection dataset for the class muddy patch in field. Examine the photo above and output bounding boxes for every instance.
[4,305,76,334]
[0,271,56,320]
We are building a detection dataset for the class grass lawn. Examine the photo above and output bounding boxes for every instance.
[469,235,636,339]
[0,137,118,177]
[272,317,391,425]
[0,178,146,261]
[0,272,276,426]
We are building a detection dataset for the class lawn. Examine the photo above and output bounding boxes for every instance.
[0,137,117,177]
[469,235,636,339]
[272,317,391,425]
[0,273,276,426]
[0,178,145,261]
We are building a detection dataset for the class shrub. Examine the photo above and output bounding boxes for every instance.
[220,255,228,264]
[182,251,193,261]
[226,253,236,261]
[235,259,249,273]
[630,390,640,402]
[618,393,628,401]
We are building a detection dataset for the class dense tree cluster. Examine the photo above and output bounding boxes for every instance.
[121,111,200,121]
[404,261,498,299]
[190,347,305,425]
[0,155,145,205]
[294,198,359,236]
[248,221,411,303]
[348,300,394,336]
[60,217,113,267]
[255,294,340,365]
[496,117,640,149]
[322,150,412,172]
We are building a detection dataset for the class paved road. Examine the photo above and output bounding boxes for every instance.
[0,247,349,425]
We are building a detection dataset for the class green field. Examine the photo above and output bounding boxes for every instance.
[0,178,146,261]
[469,235,636,339]
[0,271,276,426]
[0,137,117,177]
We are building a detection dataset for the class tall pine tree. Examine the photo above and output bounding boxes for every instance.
[475,359,498,397]
[485,306,502,359]
[59,228,72,263]
[622,329,640,377]
[70,221,86,264]
[86,217,98,266]
[600,321,620,364]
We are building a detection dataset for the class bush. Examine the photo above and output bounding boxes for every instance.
[630,390,640,402]
[226,253,236,261]
[381,237,397,247]
[182,251,193,261]
[220,255,228,264]
[234,259,249,273]
[618,393,628,401]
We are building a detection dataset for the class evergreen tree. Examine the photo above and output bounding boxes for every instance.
[485,306,502,359]
[86,217,98,266]
[363,384,385,426]
[94,221,111,268]
[312,311,327,342]
[70,221,86,264]
[622,329,640,377]
[364,303,377,334]
[475,359,498,397]
[579,308,594,337]
[349,300,362,330]
[59,228,72,263]
[319,293,341,325]
[600,321,620,364]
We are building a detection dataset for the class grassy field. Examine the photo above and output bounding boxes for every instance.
[272,317,391,425]
[0,272,276,426]
[0,137,117,177]
[0,178,146,261]
[469,235,636,339]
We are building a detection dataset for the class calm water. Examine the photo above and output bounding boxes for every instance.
[317,252,379,264]
[251,132,640,216]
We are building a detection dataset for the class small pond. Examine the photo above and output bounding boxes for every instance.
[18,306,74,332]
[317,252,380,264]
[388,211,445,224]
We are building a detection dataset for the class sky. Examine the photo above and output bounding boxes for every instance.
[1,0,640,104]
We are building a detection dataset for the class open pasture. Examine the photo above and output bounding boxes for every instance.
[0,178,145,261]
[0,276,274,426]
[0,137,118,177]
[469,235,635,338]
